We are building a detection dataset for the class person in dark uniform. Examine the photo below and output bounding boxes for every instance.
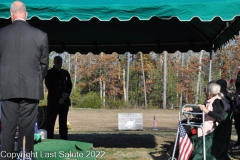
[233,64,240,149]
[45,56,72,140]
[216,79,233,109]
[232,88,240,149]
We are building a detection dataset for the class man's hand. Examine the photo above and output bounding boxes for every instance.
[59,97,64,104]
[62,93,69,100]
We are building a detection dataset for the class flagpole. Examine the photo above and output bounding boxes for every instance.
[152,115,158,131]
[153,114,155,128]
[153,115,154,128]
[202,110,206,160]
[171,112,180,160]
[23,136,25,160]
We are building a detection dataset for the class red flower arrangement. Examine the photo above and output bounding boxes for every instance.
[191,128,197,135]
[230,79,234,84]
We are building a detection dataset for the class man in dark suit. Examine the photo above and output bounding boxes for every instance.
[236,63,240,89]
[233,63,240,149]
[0,1,49,159]
[45,56,72,140]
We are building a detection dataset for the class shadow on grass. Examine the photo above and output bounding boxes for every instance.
[149,139,240,160]
[149,141,176,160]
[228,139,240,159]
[55,133,157,148]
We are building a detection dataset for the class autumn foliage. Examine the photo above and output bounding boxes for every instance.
[41,36,240,108]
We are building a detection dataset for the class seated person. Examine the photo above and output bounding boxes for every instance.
[184,83,225,137]
[165,83,226,160]
[184,83,232,159]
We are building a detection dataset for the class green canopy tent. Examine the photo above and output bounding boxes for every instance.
[0,1,239,155]
[0,0,240,54]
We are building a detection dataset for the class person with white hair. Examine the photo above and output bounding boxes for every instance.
[184,83,225,136]
[164,83,226,159]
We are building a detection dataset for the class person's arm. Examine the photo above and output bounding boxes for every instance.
[208,99,225,121]
[44,70,51,90]
[183,107,201,112]
[40,33,49,79]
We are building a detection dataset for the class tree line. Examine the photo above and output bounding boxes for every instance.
[40,35,240,109]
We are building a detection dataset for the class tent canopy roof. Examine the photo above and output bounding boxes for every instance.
[1,0,240,21]
[0,0,240,54]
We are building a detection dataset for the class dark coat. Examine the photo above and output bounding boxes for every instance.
[45,66,72,106]
[236,71,240,89]
[0,20,49,100]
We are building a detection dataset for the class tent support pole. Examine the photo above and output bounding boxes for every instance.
[208,45,214,82]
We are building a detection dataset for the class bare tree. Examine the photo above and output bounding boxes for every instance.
[195,50,204,104]
[140,52,147,108]
[179,52,184,108]
[163,51,167,109]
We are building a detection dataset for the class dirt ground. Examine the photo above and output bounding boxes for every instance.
[52,108,239,160]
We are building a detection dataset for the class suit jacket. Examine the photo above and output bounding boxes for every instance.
[45,66,72,106]
[236,71,240,89]
[0,20,49,100]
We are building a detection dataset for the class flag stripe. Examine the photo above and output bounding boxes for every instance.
[185,141,193,159]
[178,122,194,160]
[184,138,191,159]
[183,139,191,160]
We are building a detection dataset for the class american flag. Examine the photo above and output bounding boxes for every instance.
[153,115,157,127]
[178,122,193,160]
